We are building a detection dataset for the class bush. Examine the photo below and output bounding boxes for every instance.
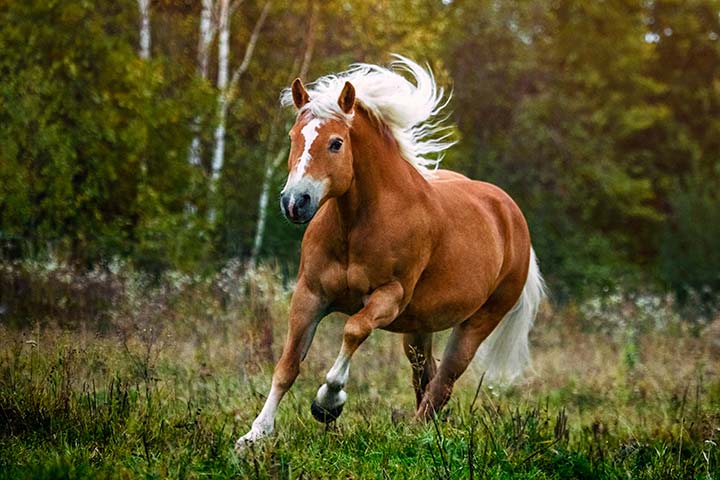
[659,171,720,314]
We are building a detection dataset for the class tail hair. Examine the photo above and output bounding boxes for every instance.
[473,248,546,385]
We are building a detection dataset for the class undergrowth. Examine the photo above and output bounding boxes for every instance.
[0,262,719,479]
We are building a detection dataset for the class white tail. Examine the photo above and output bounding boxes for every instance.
[474,248,546,384]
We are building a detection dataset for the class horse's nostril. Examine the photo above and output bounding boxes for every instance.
[297,194,310,209]
[281,194,290,213]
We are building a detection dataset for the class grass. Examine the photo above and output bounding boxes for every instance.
[1,274,719,479]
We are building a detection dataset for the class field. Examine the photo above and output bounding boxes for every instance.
[1,267,719,479]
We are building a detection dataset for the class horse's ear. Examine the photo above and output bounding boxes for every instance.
[291,78,310,109]
[338,81,355,114]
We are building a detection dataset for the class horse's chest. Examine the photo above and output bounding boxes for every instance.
[345,263,371,295]
[319,259,387,314]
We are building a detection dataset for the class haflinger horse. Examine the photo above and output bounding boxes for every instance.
[236,56,545,450]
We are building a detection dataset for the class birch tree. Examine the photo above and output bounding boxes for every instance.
[188,0,218,167]
[210,0,231,187]
[137,0,151,60]
[248,1,317,268]
[208,0,272,222]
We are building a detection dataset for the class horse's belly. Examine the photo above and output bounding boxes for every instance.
[381,249,499,333]
[381,309,463,333]
[382,284,488,333]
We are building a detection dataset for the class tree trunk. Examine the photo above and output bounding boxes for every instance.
[248,2,316,266]
[188,0,216,168]
[249,146,287,268]
[198,0,216,79]
[211,0,231,187]
[209,0,271,222]
[137,0,151,60]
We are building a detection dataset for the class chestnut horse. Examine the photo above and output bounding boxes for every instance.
[236,57,545,450]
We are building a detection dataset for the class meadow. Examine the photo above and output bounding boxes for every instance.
[1,263,718,479]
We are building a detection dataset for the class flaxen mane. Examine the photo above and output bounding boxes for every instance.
[280,55,454,174]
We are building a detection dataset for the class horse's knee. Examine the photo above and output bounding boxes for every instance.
[343,319,371,348]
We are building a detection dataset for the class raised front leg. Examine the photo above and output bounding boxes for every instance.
[402,333,437,409]
[311,281,404,423]
[235,281,325,451]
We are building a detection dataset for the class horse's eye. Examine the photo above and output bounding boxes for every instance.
[329,138,343,152]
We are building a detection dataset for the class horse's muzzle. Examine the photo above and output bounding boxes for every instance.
[280,190,317,224]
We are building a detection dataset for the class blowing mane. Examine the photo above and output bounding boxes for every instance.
[280,55,455,174]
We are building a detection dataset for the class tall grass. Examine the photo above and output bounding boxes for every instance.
[0,259,719,478]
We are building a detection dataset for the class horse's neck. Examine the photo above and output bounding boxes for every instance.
[334,114,427,232]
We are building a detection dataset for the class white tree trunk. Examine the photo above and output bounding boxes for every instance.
[249,147,287,268]
[211,0,231,180]
[188,0,217,167]
[138,0,151,60]
[209,0,271,222]
[208,0,232,222]
[198,0,216,78]
[249,2,314,265]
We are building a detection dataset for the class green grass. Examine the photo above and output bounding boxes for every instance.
[1,306,719,479]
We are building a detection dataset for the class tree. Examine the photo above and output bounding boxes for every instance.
[0,0,212,270]
[137,0,151,59]
[208,0,271,222]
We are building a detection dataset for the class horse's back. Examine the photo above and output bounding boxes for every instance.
[429,169,530,247]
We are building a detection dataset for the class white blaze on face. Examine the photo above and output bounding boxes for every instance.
[285,118,324,188]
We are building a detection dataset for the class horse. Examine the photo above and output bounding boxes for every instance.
[236,56,545,450]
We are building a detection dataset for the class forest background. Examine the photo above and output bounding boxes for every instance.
[1,0,719,309]
[2,2,720,477]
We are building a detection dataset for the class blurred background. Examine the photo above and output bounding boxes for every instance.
[0,0,719,318]
[2,3,720,476]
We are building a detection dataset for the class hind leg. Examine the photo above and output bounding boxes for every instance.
[415,293,517,420]
[402,333,436,408]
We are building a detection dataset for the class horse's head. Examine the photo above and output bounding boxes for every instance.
[280,78,356,224]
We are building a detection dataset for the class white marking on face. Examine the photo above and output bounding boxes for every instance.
[285,118,324,189]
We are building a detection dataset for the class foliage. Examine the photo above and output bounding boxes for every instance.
[441,0,720,301]
[1,277,719,479]
[660,171,720,308]
[0,0,719,302]
[0,0,214,271]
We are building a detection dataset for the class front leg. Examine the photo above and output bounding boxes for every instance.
[235,280,325,451]
[311,281,404,423]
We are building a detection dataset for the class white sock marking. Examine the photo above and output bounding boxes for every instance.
[236,384,282,449]
[315,350,351,409]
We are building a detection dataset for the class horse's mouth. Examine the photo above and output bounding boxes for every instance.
[286,208,316,225]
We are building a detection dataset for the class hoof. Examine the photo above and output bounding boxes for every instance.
[310,399,344,424]
[234,437,254,453]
